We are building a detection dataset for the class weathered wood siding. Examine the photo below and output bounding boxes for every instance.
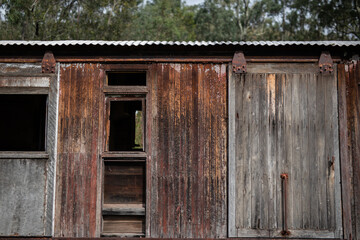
[338,62,360,240]
[148,63,227,238]
[0,63,58,237]
[229,63,342,238]
[54,64,103,237]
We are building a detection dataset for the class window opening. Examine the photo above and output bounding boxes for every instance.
[102,68,148,237]
[108,100,143,151]
[107,72,146,86]
[0,94,47,151]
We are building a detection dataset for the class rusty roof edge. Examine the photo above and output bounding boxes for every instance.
[0,40,359,47]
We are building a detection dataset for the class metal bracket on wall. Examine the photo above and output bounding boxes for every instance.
[232,51,247,73]
[318,51,333,74]
[41,51,56,73]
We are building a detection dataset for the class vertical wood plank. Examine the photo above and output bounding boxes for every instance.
[197,64,205,238]
[267,73,277,231]
[150,63,227,238]
[348,63,360,240]
[243,73,252,231]
[316,73,327,230]
[250,73,261,230]
[300,73,310,229]
[54,64,102,237]
[275,73,285,231]
[283,73,293,228]
[291,73,300,228]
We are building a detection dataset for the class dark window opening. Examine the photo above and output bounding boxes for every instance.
[0,94,47,151]
[109,100,143,151]
[107,72,146,86]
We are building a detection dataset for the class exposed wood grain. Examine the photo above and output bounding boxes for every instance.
[228,66,236,237]
[352,63,360,240]
[0,86,48,94]
[0,76,49,87]
[103,86,148,94]
[300,73,310,230]
[149,63,227,238]
[0,152,49,159]
[229,63,341,238]
[102,204,145,215]
[347,62,360,240]
[0,63,42,74]
[54,63,103,237]
[102,216,144,234]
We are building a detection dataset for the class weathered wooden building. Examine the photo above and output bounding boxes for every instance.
[0,41,359,240]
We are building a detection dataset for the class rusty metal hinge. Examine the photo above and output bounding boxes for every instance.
[318,51,333,74]
[232,51,246,73]
[42,51,56,73]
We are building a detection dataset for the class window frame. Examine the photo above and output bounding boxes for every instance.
[100,64,150,238]
[104,96,146,153]
[0,71,52,159]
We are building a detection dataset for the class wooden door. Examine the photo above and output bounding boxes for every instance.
[228,63,342,238]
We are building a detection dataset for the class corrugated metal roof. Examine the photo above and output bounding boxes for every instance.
[0,40,359,47]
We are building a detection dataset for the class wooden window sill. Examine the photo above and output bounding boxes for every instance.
[0,151,49,159]
[103,204,145,216]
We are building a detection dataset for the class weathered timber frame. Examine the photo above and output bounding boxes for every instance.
[0,62,59,236]
[100,64,151,237]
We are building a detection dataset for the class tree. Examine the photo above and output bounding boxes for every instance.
[0,0,142,40]
[195,0,237,41]
[318,0,360,40]
[0,0,359,41]
[127,0,196,41]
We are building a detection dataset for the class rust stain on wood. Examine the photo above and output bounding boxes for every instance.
[343,62,360,240]
[149,63,227,238]
[54,63,103,237]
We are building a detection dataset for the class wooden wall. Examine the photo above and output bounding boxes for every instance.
[51,61,360,239]
[54,64,103,237]
[338,62,360,240]
[148,63,227,238]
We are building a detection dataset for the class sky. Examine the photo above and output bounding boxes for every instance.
[184,0,205,5]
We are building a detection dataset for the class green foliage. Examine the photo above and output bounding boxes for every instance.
[0,0,359,41]
[127,0,196,41]
[195,0,237,41]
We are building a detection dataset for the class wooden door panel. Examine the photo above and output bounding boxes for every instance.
[229,63,342,238]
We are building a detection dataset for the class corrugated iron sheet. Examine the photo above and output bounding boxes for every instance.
[0,40,359,47]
